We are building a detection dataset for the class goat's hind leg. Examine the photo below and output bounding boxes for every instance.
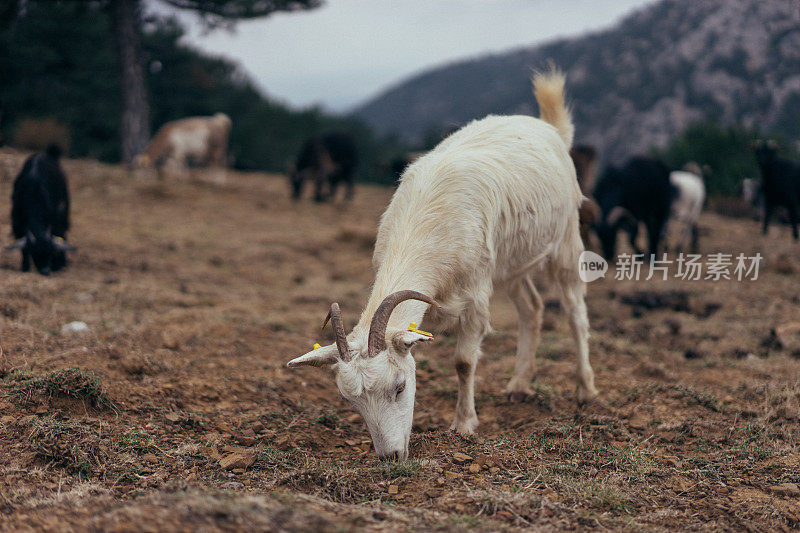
[558,277,599,405]
[504,275,543,402]
[788,203,799,241]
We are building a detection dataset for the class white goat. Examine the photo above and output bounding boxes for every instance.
[666,165,706,253]
[287,70,598,460]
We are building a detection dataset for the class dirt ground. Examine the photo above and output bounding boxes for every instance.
[0,148,798,532]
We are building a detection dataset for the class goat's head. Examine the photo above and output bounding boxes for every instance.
[751,139,779,167]
[596,206,636,260]
[6,231,76,276]
[287,291,439,461]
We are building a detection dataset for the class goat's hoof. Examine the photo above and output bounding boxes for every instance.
[576,393,608,416]
[506,390,533,404]
[576,387,600,407]
[449,416,478,435]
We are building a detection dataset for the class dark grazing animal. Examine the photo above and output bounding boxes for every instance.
[290,132,357,202]
[752,140,800,241]
[7,145,75,275]
[570,145,600,246]
[570,144,598,195]
[593,157,676,260]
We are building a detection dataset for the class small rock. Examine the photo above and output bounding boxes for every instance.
[775,322,800,353]
[162,331,180,350]
[234,435,256,446]
[251,421,264,432]
[74,292,94,303]
[198,446,220,460]
[347,413,361,423]
[222,481,244,490]
[219,452,255,470]
[665,318,681,335]
[142,453,158,463]
[61,321,89,335]
[164,412,181,423]
[387,485,399,495]
[495,510,514,520]
[452,452,472,464]
[468,463,481,474]
[444,471,460,481]
[770,483,800,497]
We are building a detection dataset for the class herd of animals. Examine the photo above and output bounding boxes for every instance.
[3,72,800,461]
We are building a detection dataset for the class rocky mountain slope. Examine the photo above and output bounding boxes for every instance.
[353,0,800,162]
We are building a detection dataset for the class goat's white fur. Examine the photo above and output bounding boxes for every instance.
[666,170,706,252]
[288,70,598,460]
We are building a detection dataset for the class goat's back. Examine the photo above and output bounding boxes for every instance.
[375,115,582,288]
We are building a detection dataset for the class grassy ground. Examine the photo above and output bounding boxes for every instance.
[0,148,798,531]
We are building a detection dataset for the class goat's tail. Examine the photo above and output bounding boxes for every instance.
[533,67,574,148]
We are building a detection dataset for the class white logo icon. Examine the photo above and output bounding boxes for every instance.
[578,251,608,282]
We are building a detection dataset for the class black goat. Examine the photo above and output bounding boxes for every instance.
[752,140,800,241]
[593,157,676,260]
[7,145,75,275]
[289,132,357,202]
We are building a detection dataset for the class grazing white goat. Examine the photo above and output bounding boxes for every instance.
[287,70,597,460]
[666,164,706,253]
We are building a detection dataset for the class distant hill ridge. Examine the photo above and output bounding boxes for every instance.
[353,0,800,163]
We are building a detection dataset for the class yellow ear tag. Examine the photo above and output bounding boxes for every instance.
[407,322,433,337]
[313,343,322,350]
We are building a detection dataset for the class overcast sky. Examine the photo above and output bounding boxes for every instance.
[168,0,656,112]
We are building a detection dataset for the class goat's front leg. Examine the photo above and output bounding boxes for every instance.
[451,310,487,434]
[313,171,327,202]
[763,204,773,235]
[626,223,641,255]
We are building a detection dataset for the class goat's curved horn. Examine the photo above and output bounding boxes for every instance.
[606,206,634,228]
[51,237,77,252]
[321,302,351,362]
[368,290,440,358]
[4,237,27,251]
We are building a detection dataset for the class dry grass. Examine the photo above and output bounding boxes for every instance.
[0,147,799,530]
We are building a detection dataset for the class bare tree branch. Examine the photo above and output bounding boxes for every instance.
[157,0,321,20]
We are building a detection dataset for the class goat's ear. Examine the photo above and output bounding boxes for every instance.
[391,329,433,354]
[287,344,339,368]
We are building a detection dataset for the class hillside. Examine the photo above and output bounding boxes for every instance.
[353,0,800,162]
